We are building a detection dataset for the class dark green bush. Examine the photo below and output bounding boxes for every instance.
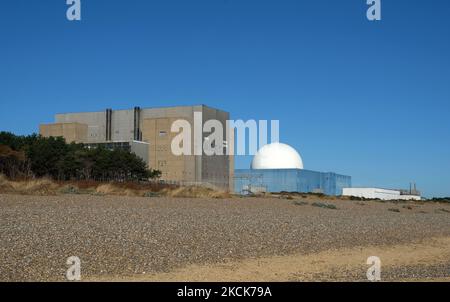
[0,131,160,182]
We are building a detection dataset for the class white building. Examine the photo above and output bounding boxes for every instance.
[342,188,421,201]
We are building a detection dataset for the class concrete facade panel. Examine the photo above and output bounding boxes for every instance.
[40,123,88,143]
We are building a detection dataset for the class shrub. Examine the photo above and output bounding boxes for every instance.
[349,196,364,201]
[430,197,450,204]
[0,131,161,182]
[59,185,80,195]
[311,202,337,210]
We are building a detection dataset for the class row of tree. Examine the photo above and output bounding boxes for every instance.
[0,132,161,181]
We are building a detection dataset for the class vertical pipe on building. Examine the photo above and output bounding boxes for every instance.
[106,109,112,141]
[109,109,113,141]
[138,107,141,141]
[134,107,141,141]
[106,109,109,141]
[134,107,137,141]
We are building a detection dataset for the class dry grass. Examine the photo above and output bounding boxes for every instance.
[0,174,231,199]
[95,183,141,197]
[0,174,14,192]
[0,174,59,195]
[93,183,231,199]
[161,186,230,199]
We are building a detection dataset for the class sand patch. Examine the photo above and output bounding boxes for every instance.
[89,237,450,282]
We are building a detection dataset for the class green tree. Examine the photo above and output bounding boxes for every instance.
[0,132,161,182]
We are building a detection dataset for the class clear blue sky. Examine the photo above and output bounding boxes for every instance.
[1,0,449,197]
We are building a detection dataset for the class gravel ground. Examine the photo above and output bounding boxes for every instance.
[1,194,450,281]
[290,264,450,282]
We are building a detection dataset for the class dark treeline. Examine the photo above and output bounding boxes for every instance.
[0,132,161,181]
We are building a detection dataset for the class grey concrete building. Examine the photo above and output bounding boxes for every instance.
[40,105,234,190]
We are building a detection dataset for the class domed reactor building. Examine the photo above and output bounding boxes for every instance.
[234,143,351,196]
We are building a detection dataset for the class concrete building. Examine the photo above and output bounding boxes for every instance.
[342,188,421,201]
[40,105,234,190]
[234,168,352,196]
[234,143,351,196]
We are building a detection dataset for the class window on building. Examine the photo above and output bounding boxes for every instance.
[158,160,167,167]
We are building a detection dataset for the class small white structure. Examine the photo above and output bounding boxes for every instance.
[343,188,421,201]
[251,143,304,170]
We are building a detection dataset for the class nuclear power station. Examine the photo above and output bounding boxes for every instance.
[39,104,421,200]
[40,105,234,190]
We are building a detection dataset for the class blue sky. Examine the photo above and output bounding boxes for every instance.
[1,0,449,197]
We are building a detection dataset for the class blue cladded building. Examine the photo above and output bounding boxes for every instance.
[234,169,352,196]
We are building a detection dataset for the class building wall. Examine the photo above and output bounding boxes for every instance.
[142,116,196,182]
[40,123,88,143]
[110,109,135,142]
[234,169,352,196]
[398,194,422,201]
[201,106,231,190]
[140,105,232,189]
[342,188,421,201]
[130,141,150,165]
[228,127,235,192]
[140,106,199,183]
[56,111,106,143]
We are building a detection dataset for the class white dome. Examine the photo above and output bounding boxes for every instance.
[251,143,304,170]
